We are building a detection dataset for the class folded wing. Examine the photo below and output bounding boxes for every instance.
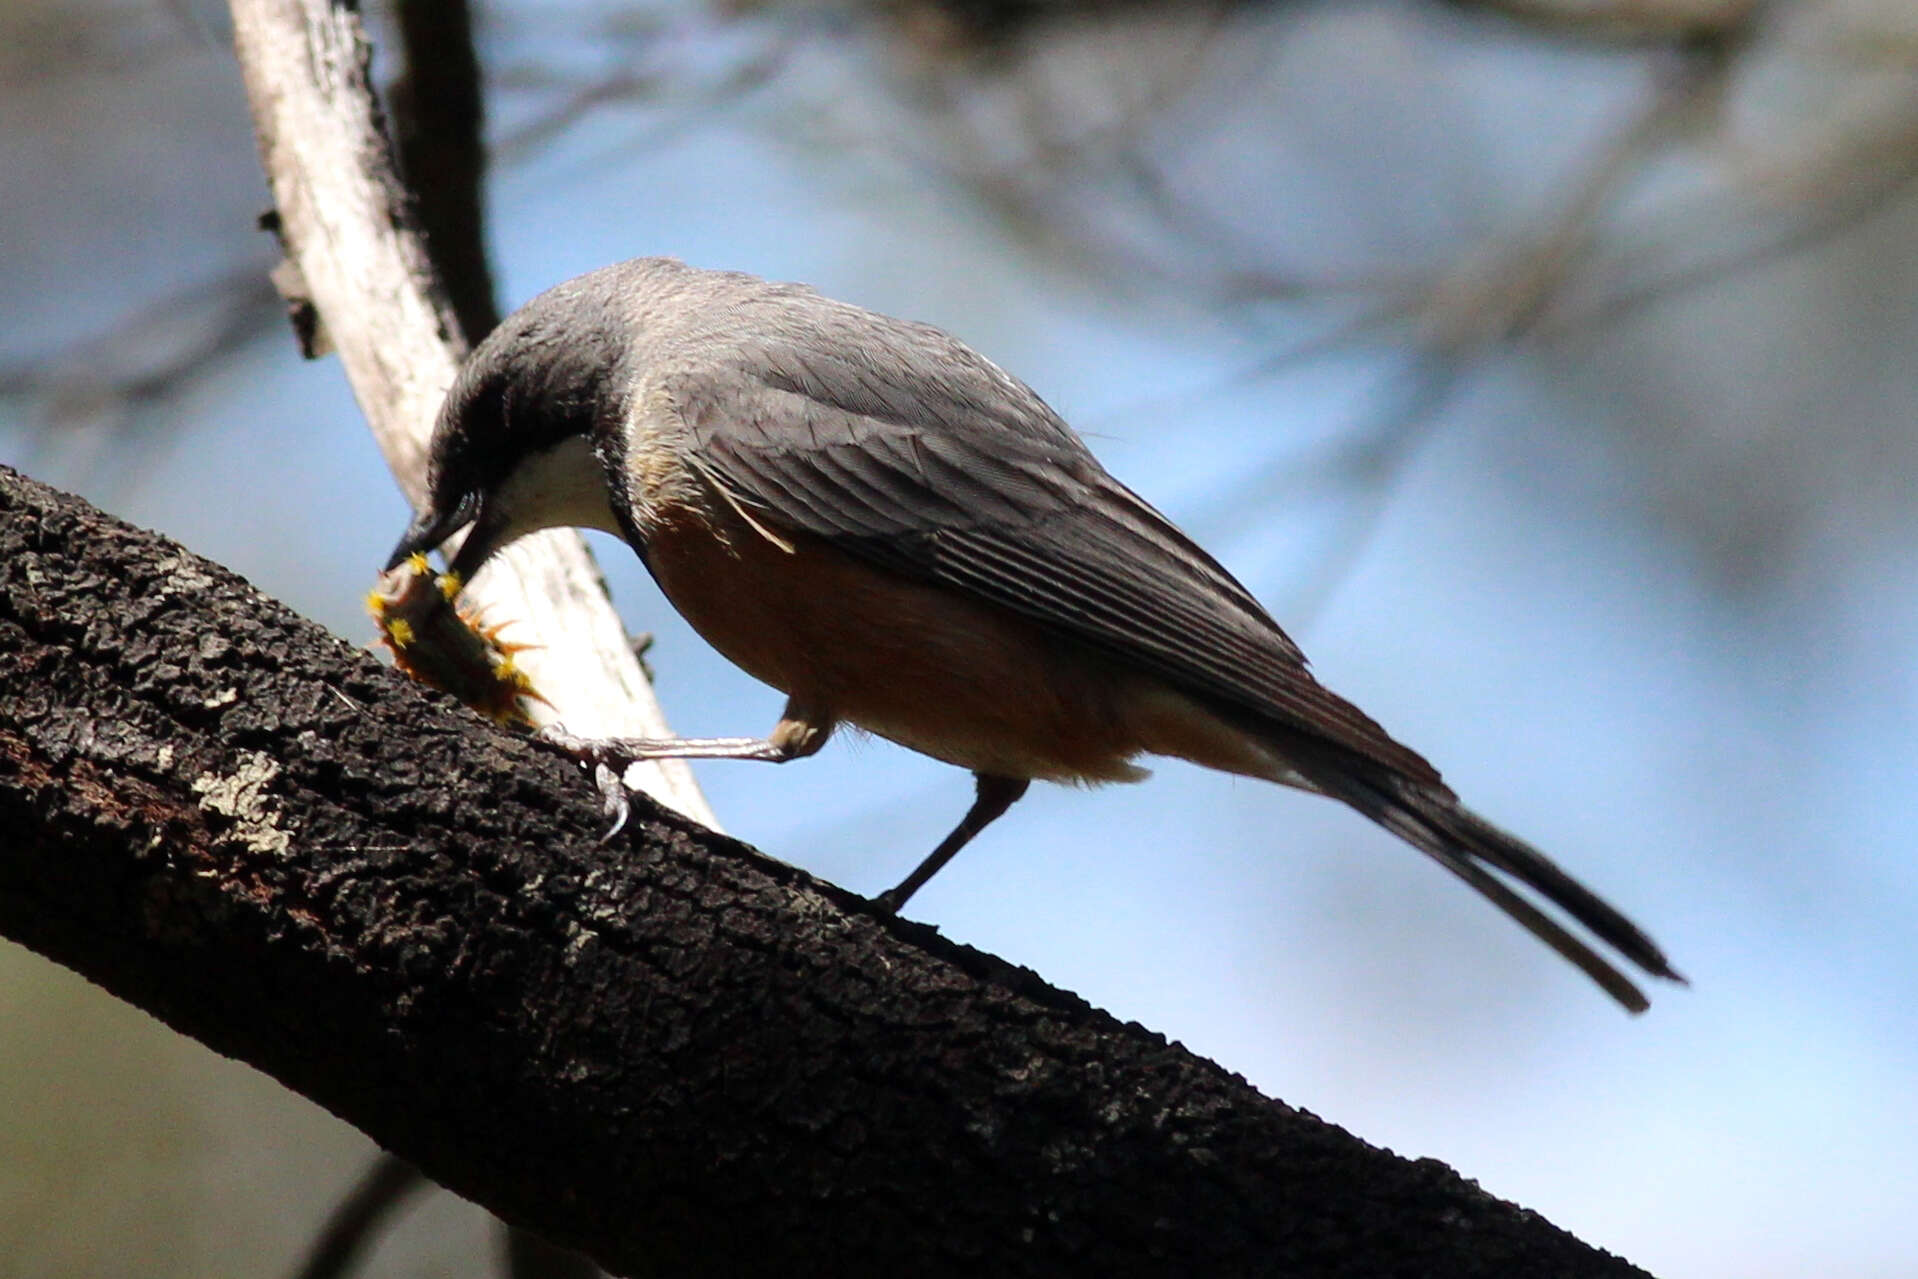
[657,321,1441,788]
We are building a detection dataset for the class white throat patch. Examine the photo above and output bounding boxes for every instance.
[491,433,623,543]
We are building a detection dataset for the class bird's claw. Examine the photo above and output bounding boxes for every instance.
[537,724,634,841]
[593,762,631,842]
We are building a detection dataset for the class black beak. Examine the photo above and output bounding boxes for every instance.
[385,492,478,572]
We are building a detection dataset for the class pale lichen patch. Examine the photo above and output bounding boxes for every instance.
[192,753,290,857]
[152,553,217,598]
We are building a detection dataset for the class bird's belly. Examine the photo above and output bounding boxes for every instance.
[641,514,1151,783]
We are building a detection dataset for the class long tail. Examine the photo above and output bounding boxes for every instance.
[1298,764,1685,1013]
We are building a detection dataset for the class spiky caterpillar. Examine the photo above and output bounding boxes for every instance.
[367,553,546,728]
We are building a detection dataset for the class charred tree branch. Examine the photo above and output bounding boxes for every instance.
[0,463,1655,1278]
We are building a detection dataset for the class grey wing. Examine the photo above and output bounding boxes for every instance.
[662,332,1441,787]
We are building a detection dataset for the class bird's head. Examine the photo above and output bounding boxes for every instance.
[386,280,633,585]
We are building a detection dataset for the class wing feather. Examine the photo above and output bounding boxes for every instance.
[658,330,1441,786]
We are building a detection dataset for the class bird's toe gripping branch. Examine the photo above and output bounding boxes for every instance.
[531,726,644,840]
[534,725,809,841]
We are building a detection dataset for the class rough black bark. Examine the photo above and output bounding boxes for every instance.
[0,463,1655,1279]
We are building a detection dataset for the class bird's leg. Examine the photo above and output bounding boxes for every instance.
[537,699,833,837]
[874,774,1029,915]
[538,730,805,763]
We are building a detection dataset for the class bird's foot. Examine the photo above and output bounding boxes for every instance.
[536,725,635,842]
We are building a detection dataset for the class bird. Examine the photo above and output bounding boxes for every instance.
[387,257,1683,1011]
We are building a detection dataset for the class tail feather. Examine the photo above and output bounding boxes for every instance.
[1438,801,1682,983]
[1161,695,1682,1010]
[1302,766,1684,1013]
